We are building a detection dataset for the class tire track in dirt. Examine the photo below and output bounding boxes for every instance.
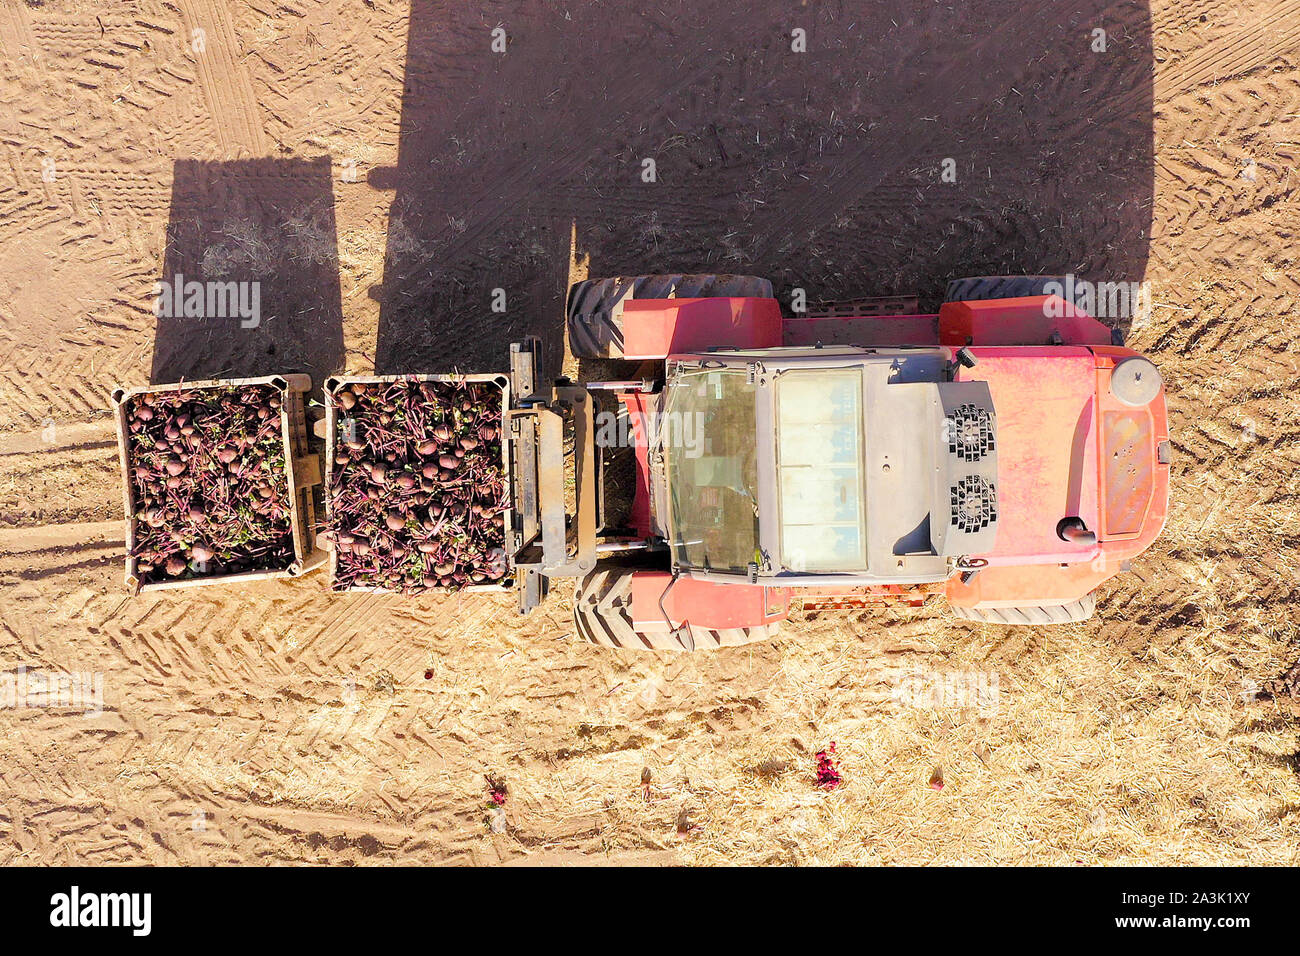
[1152,0,1300,98]
[0,241,162,434]
[175,0,267,157]
[1103,0,1300,143]
[283,591,400,666]
[0,347,130,428]
[0,1,42,78]
[1151,66,1299,255]
[86,589,303,685]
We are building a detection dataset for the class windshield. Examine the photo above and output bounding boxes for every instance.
[775,368,867,571]
[661,367,759,572]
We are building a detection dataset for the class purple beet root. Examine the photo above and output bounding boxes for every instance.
[327,378,507,594]
[125,384,295,585]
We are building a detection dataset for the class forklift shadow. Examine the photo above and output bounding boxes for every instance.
[151,157,345,388]
[376,0,1152,370]
[562,0,1153,339]
[369,1,574,380]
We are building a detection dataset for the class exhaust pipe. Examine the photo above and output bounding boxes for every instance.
[1057,517,1097,546]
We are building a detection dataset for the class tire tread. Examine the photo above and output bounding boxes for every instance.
[573,569,782,651]
[944,275,1085,307]
[949,593,1096,625]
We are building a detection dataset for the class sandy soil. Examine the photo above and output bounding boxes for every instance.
[0,0,1298,865]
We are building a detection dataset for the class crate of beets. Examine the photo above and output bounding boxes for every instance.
[323,375,513,593]
[112,375,322,592]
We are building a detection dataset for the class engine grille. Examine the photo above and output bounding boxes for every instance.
[949,475,998,534]
[946,403,995,462]
[921,379,1000,556]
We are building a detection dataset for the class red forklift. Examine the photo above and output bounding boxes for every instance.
[500,273,1169,650]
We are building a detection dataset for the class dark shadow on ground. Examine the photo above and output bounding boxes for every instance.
[152,157,344,387]
[375,0,1152,370]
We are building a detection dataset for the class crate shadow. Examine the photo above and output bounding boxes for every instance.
[151,157,345,388]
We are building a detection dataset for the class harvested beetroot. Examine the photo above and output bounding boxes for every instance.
[326,378,508,593]
[125,384,295,583]
[814,742,843,790]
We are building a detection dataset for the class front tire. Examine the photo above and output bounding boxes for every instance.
[566,273,774,359]
[573,567,782,651]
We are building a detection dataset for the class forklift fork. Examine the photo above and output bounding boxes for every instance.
[507,338,598,613]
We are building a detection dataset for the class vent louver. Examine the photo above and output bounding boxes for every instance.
[929,381,1000,556]
[946,403,995,462]
[949,475,998,533]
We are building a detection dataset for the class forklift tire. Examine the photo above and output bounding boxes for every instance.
[567,273,774,360]
[945,274,1127,345]
[573,567,782,651]
[949,593,1096,625]
[944,275,1086,308]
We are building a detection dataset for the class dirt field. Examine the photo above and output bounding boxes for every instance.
[0,0,1298,865]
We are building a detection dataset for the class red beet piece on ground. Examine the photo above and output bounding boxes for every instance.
[815,742,842,790]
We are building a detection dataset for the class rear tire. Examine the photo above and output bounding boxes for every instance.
[945,274,1127,345]
[944,275,1084,307]
[949,592,1096,625]
[566,273,774,359]
[573,567,782,651]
